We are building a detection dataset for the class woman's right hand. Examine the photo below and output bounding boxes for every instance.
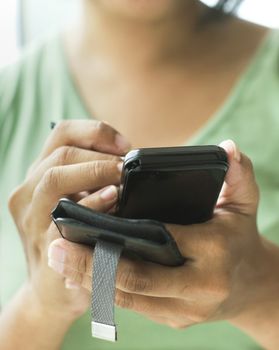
[8,120,131,323]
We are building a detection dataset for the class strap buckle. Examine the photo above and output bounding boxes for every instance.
[91,321,117,342]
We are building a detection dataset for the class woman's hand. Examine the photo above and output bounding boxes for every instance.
[8,120,130,323]
[47,140,279,348]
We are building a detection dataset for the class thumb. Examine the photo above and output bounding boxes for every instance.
[216,140,259,216]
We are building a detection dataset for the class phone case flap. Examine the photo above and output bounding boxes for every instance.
[51,198,184,266]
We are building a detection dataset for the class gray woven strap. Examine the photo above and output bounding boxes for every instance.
[91,240,123,342]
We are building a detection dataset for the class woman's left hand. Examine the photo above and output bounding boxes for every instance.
[47,140,276,330]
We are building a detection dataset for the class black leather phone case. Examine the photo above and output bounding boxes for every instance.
[51,198,185,267]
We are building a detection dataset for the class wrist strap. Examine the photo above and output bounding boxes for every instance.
[91,240,123,342]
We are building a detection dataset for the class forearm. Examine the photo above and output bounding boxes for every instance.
[0,283,73,350]
[230,238,279,350]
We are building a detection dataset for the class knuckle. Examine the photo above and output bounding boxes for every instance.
[52,146,74,165]
[89,161,106,180]
[38,167,61,194]
[93,121,107,138]
[118,268,152,293]
[66,267,83,284]
[89,121,116,149]
[8,183,28,217]
[41,167,61,190]
[8,186,22,215]
[89,121,109,148]
[75,252,88,273]
[95,120,107,132]
[115,292,133,309]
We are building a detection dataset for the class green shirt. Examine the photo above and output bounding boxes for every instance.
[1,30,279,350]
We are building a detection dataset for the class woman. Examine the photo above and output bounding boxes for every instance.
[1,0,279,349]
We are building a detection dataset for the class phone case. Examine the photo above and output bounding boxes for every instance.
[51,198,185,266]
[117,146,228,224]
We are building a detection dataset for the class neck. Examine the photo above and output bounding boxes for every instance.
[73,0,212,69]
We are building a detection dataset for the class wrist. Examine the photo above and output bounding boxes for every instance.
[229,237,279,348]
[0,282,76,350]
[22,281,77,327]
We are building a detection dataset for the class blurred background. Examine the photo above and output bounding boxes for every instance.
[0,0,279,69]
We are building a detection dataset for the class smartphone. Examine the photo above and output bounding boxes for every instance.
[116,145,228,225]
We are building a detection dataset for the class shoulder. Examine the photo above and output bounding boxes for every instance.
[0,36,63,115]
[0,35,66,164]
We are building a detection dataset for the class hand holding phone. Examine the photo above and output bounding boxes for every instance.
[52,145,228,266]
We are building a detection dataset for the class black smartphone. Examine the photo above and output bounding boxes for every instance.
[117,145,228,225]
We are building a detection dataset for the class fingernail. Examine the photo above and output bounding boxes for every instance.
[99,185,118,201]
[115,134,131,153]
[117,162,123,173]
[219,139,241,162]
[65,279,80,290]
[48,244,65,263]
[48,259,64,274]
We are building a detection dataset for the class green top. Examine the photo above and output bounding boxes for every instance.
[1,30,279,350]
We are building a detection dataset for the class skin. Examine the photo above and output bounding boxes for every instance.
[2,1,279,349]
[65,0,267,147]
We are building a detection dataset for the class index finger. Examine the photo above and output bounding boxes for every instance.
[39,120,131,160]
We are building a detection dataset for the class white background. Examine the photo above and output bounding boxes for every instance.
[0,0,279,68]
[0,0,19,68]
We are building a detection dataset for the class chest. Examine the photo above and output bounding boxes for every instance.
[77,69,236,148]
